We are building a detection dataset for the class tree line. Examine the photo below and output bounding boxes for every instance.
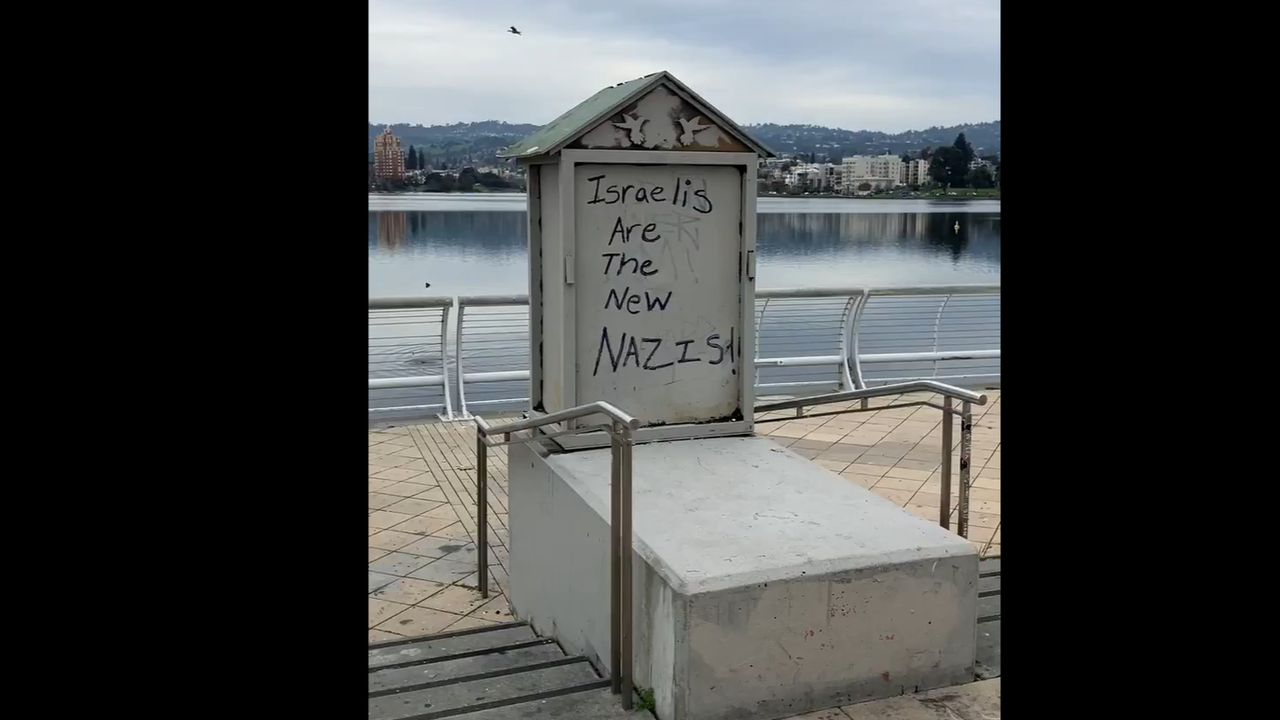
[914,133,1000,189]
[371,163,521,193]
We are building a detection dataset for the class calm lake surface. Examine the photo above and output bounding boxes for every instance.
[368,194,1000,419]
[368,195,1000,297]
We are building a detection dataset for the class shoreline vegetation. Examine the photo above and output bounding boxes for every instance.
[370,188,1000,200]
[766,187,1001,199]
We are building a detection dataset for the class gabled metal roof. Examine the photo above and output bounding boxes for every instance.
[498,71,774,159]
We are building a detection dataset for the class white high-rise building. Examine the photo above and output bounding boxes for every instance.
[785,163,842,192]
[900,158,930,187]
[841,154,903,194]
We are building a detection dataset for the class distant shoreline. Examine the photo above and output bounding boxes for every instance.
[369,190,1000,200]
[761,192,1000,200]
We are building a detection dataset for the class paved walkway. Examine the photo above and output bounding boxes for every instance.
[368,390,1001,644]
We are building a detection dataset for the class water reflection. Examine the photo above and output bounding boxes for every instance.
[369,210,1000,297]
[755,212,999,265]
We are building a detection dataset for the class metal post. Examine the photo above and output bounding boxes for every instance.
[619,426,634,710]
[476,426,489,599]
[958,401,972,538]
[939,397,952,530]
[609,425,622,695]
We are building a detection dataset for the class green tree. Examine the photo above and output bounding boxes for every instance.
[376,176,406,192]
[478,171,510,189]
[952,133,974,166]
[918,146,932,161]
[423,173,455,192]
[418,148,426,170]
[928,147,953,186]
[928,146,971,188]
[456,167,480,191]
[406,144,417,170]
[967,165,994,189]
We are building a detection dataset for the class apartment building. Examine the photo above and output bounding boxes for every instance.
[373,127,406,181]
[900,158,930,187]
[785,163,841,192]
[841,153,902,194]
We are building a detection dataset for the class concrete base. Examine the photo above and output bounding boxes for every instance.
[508,436,978,720]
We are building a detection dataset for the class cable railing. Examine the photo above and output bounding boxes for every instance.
[368,284,999,421]
[473,402,641,710]
[368,297,453,419]
[756,380,989,536]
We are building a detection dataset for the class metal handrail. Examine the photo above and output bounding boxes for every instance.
[473,401,639,710]
[756,380,988,537]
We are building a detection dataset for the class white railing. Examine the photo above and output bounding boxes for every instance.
[368,284,1000,421]
[368,297,453,419]
[757,285,1001,398]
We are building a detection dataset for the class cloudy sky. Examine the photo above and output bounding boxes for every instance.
[368,0,999,133]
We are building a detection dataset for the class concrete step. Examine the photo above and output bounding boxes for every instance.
[837,677,1000,720]
[442,689,639,719]
[368,621,623,720]
[975,556,1000,679]
[369,644,573,696]
[368,663,606,720]
[979,556,1000,576]
[369,622,543,670]
[977,572,1000,596]
[977,591,1001,618]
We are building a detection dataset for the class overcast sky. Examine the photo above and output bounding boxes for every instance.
[369,0,999,133]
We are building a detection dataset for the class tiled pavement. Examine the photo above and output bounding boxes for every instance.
[368,390,1001,643]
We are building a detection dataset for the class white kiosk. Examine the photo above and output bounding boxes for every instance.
[502,71,764,448]
[500,72,978,720]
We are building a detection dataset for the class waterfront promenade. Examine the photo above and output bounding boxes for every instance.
[368,388,1001,643]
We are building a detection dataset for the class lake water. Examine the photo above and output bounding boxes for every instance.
[368,194,1000,418]
[368,195,1000,297]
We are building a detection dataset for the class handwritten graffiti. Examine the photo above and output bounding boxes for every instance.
[592,326,736,376]
[587,174,713,214]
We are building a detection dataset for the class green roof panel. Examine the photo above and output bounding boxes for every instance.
[498,71,773,160]
[497,74,662,159]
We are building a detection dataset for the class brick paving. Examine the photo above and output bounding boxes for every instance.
[367,390,1001,643]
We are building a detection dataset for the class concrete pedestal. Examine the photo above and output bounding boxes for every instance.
[508,436,978,720]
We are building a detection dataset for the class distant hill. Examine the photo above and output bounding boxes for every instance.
[369,122,539,167]
[369,120,1000,165]
[744,121,1000,159]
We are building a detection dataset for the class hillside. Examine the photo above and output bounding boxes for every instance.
[745,121,1000,159]
[368,120,1000,165]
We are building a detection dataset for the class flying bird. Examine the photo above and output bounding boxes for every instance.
[678,115,711,146]
[508,26,521,35]
[614,113,647,145]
